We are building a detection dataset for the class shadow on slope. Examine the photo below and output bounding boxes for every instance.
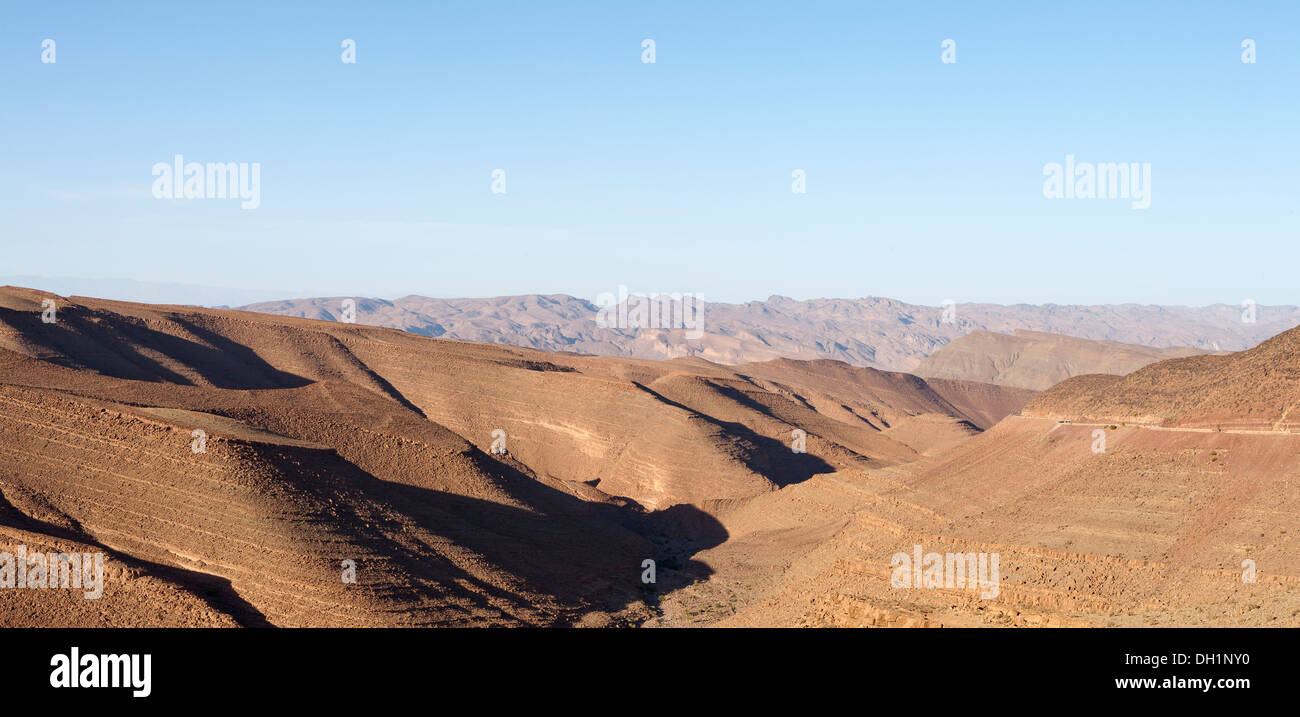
[0,305,311,389]
[633,381,837,488]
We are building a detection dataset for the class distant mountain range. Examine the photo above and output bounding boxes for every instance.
[240,294,1300,373]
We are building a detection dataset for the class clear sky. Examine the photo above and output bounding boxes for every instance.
[1,1,1296,306]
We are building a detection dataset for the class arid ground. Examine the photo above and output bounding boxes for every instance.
[2,286,1296,627]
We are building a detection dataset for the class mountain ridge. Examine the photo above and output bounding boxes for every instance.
[240,293,1300,373]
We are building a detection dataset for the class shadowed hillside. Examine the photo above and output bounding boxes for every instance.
[5,287,1297,628]
[0,287,1032,626]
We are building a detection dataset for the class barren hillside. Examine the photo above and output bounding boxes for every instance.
[914,329,1208,390]
[675,414,1300,628]
[0,287,1029,627]
[1024,323,1300,429]
[651,330,1300,627]
[8,286,1296,629]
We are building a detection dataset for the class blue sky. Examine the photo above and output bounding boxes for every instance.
[1,1,1296,305]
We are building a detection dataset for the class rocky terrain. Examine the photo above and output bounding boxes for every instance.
[1022,322,1300,430]
[0,287,1027,627]
[4,286,1297,628]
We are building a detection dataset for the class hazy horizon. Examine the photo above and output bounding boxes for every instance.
[7,273,1300,311]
